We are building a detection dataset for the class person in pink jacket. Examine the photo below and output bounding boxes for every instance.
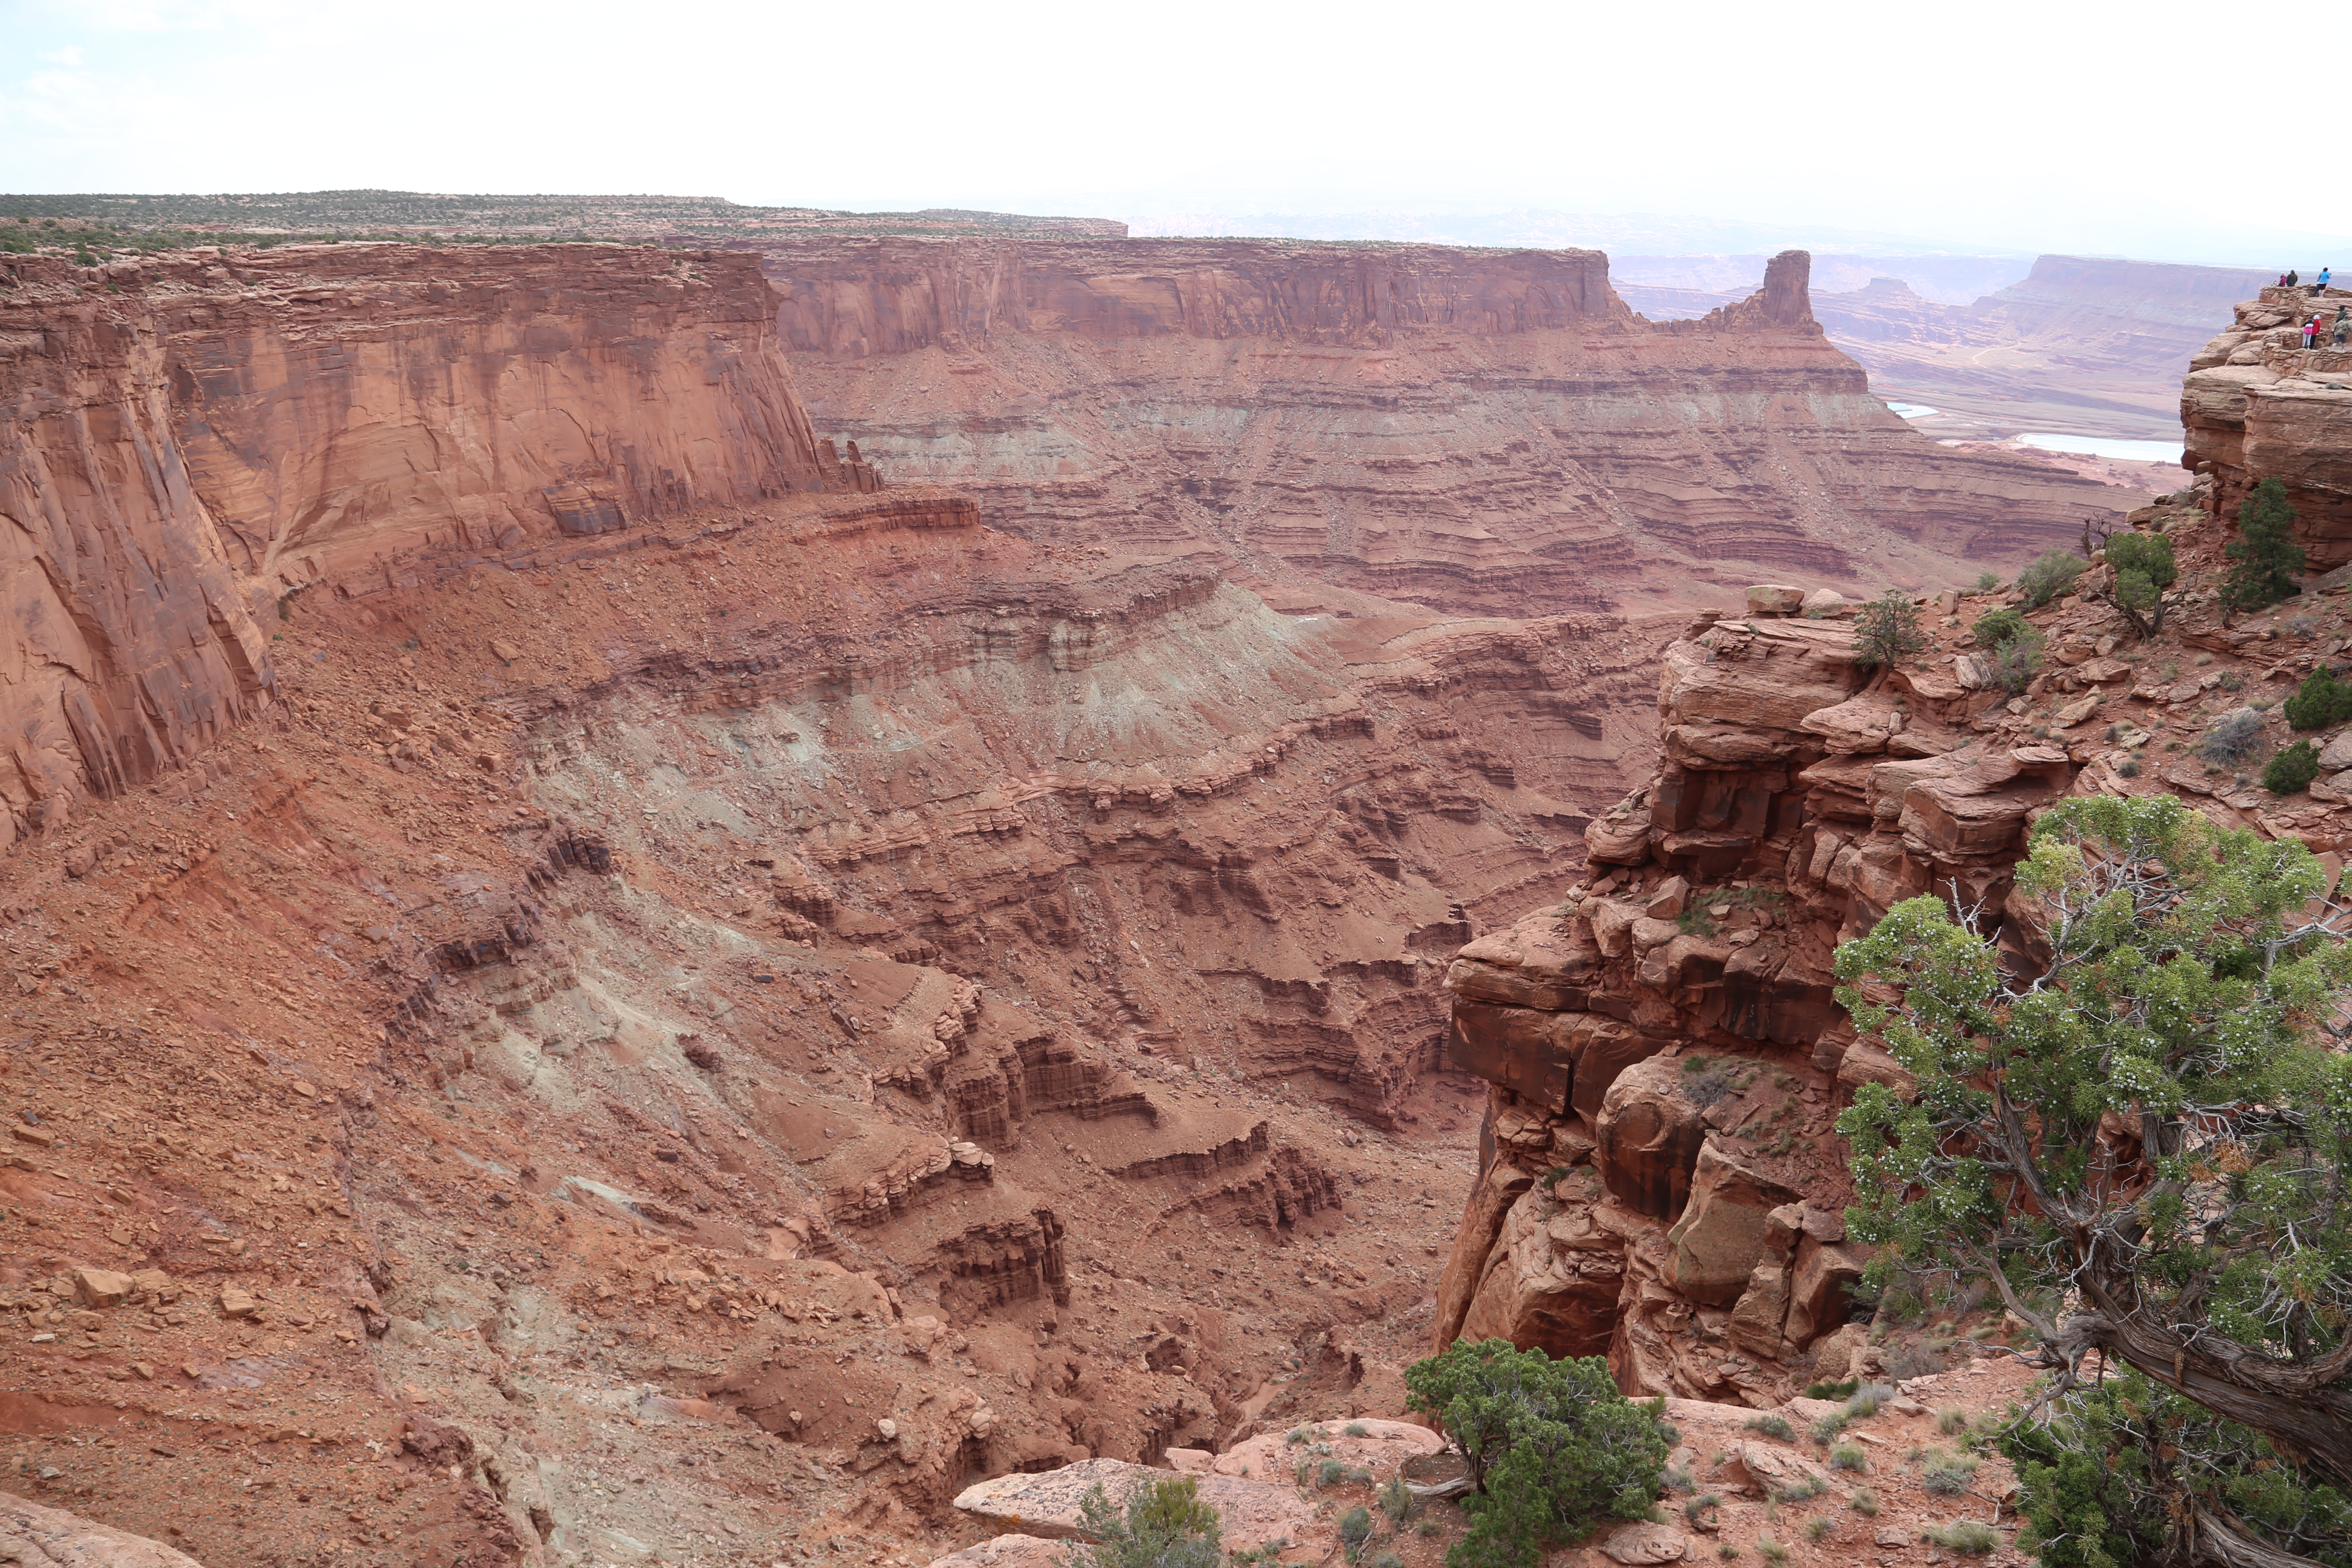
[2304,316,2321,349]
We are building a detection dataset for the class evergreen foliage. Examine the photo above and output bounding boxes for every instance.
[2224,477,2307,610]
[2003,1371,2352,1568]
[2266,738,2321,795]
[1062,1477,1222,1568]
[1968,607,2030,649]
[1833,795,2352,1564]
[2091,531,2178,639]
[2016,551,2085,609]
[1851,593,1928,672]
[1404,1340,1669,1568]
[2284,665,2352,731]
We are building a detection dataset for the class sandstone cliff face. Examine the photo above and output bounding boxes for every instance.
[1427,488,2352,1406]
[0,243,848,839]
[759,240,2137,618]
[2184,282,2352,566]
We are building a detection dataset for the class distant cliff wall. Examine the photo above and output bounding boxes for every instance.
[757,241,2139,617]
[0,242,839,839]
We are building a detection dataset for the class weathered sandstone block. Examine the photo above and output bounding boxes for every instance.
[1665,1139,1801,1308]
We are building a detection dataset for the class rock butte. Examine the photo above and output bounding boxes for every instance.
[0,237,2294,1567]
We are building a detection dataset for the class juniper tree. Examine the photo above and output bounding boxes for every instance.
[1834,795,2352,1564]
[2226,477,2309,612]
[1852,592,1928,672]
[1405,1340,1668,1568]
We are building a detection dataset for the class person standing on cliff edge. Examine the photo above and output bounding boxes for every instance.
[2320,267,2334,292]
[2334,305,2348,346]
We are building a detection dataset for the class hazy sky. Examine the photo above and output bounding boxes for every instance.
[1,0,2335,267]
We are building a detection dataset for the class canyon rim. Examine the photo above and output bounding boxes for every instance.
[0,202,2340,1568]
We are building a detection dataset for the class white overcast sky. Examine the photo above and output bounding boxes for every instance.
[0,0,2337,267]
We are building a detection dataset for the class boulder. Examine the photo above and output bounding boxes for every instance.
[1834,1041,1916,1101]
[1745,585,1806,616]
[1214,1418,1441,1481]
[1458,1189,1627,1360]
[1800,588,1848,616]
[1601,1522,1695,1564]
[954,1459,1317,1553]
[1587,899,1641,958]
[1658,621,1868,735]
[1445,918,1602,1011]
[71,1267,133,1308]
[0,1493,202,1566]
[2318,731,2352,772]
[1629,917,1681,952]
[1431,1162,1536,1350]
[1594,1058,1707,1218]
[1584,815,1652,866]
[1784,1236,1871,1347]
[1448,1001,1574,1112]
[1644,877,1692,918]
[1798,693,1905,755]
[1726,1262,1791,1359]
[1665,1139,1801,1308]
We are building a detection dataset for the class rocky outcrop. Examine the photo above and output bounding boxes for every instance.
[0,242,853,842]
[763,240,2138,618]
[0,1493,202,1566]
[2184,282,2352,566]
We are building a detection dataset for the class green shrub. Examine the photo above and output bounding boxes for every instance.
[1065,1476,1221,1568]
[1742,1414,1794,1441]
[1801,1379,1858,1401]
[2224,477,2307,610]
[1968,607,2029,649]
[1405,1339,1670,1568]
[1829,1444,1868,1472]
[1804,1517,1832,1543]
[1344,1422,1370,1438]
[2101,531,2179,637]
[1756,1540,1788,1565]
[2265,739,2321,796]
[1852,593,1928,671]
[1972,572,2001,594]
[1849,1489,1879,1518]
[1319,1459,1347,1488]
[2016,551,2085,608]
[1339,1506,1375,1555]
[1370,1554,1403,1568]
[2283,665,2352,730]
[1925,1521,1999,1556]
[1415,1520,1440,1538]
[1980,625,2044,694]
[1808,1412,1847,1445]
[1684,1493,1720,1525]
[1935,1409,1969,1437]
[1379,1475,1414,1524]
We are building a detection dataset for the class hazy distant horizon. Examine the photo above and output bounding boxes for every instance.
[5,0,2339,273]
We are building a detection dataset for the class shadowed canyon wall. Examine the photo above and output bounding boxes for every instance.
[750,239,2140,617]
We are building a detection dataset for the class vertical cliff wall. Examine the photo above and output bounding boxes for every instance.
[750,240,2142,618]
[0,242,838,840]
[2184,282,2352,566]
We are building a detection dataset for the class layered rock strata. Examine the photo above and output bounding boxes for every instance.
[0,242,861,841]
[2184,282,2352,566]
[762,239,2141,616]
[1429,494,2352,1406]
